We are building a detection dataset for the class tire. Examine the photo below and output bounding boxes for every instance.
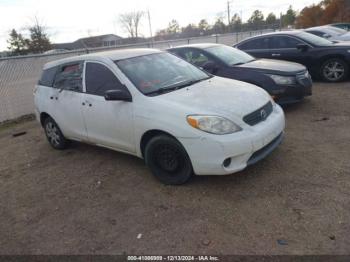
[320,58,349,82]
[43,117,69,150]
[144,135,193,185]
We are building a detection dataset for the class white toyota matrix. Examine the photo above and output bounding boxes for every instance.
[34,49,285,185]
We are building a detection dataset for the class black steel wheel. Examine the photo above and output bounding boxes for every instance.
[144,135,193,185]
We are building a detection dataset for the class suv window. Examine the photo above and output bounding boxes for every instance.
[239,37,269,50]
[53,62,83,91]
[85,62,124,96]
[270,36,301,49]
[38,66,58,87]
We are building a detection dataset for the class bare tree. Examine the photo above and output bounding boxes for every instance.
[119,11,144,38]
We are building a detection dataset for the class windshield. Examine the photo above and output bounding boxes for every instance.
[297,31,334,46]
[116,52,210,96]
[205,45,255,65]
[325,26,347,35]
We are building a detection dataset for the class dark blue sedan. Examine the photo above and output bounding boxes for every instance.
[168,43,312,105]
[235,30,350,82]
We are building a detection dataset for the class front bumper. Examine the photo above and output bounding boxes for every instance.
[272,72,313,105]
[178,104,285,175]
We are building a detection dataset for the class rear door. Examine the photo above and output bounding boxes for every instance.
[237,37,271,58]
[51,62,87,140]
[81,61,135,153]
[35,66,59,120]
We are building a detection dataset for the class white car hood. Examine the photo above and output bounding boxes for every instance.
[157,76,270,119]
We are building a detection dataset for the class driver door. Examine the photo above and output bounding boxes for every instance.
[81,61,135,153]
[268,36,313,67]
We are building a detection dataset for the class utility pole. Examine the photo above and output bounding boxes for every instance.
[147,9,153,47]
[227,0,231,25]
[240,10,243,32]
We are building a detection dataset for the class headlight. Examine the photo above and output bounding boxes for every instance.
[187,115,242,135]
[267,74,296,85]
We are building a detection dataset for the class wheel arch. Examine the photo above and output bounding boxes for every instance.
[39,112,52,127]
[140,129,179,158]
[320,54,348,65]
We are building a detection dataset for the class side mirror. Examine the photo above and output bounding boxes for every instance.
[323,33,332,39]
[296,44,309,52]
[202,61,218,74]
[104,89,132,102]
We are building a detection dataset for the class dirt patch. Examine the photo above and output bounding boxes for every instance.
[0,83,349,255]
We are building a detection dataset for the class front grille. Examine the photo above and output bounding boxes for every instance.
[243,101,273,126]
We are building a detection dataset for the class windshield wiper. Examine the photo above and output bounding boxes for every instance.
[146,77,212,96]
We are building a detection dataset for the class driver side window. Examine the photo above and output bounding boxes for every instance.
[85,62,125,96]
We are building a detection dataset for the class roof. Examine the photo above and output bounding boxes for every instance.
[44,48,162,69]
[168,43,222,50]
[236,30,304,43]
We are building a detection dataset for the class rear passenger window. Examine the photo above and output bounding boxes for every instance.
[53,62,83,92]
[85,62,124,96]
[38,66,58,87]
[270,36,301,49]
[239,37,269,50]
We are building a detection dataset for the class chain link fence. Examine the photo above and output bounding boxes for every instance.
[0,29,273,122]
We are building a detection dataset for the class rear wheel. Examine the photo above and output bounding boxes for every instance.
[144,135,193,185]
[320,58,348,82]
[44,117,69,150]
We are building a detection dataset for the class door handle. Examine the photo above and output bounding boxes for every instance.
[84,101,92,107]
[272,53,281,57]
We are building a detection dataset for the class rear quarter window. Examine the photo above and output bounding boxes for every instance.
[38,66,58,87]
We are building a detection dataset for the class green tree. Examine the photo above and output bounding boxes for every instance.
[212,17,226,34]
[7,29,28,55]
[198,19,210,33]
[167,19,180,34]
[27,17,51,53]
[231,13,242,31]
[248,10,264,29]
[282,5,297,27]
[181,24,200,37]
[266,13,277,25]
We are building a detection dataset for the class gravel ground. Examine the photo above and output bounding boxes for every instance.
[0,82,349,255]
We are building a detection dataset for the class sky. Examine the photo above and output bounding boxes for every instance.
[0,0,321,51]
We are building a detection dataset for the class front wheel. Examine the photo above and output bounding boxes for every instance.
[144,135,193,185]
[320,58,349,82]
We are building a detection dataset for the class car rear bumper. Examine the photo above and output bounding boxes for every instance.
[178,104,285,175]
